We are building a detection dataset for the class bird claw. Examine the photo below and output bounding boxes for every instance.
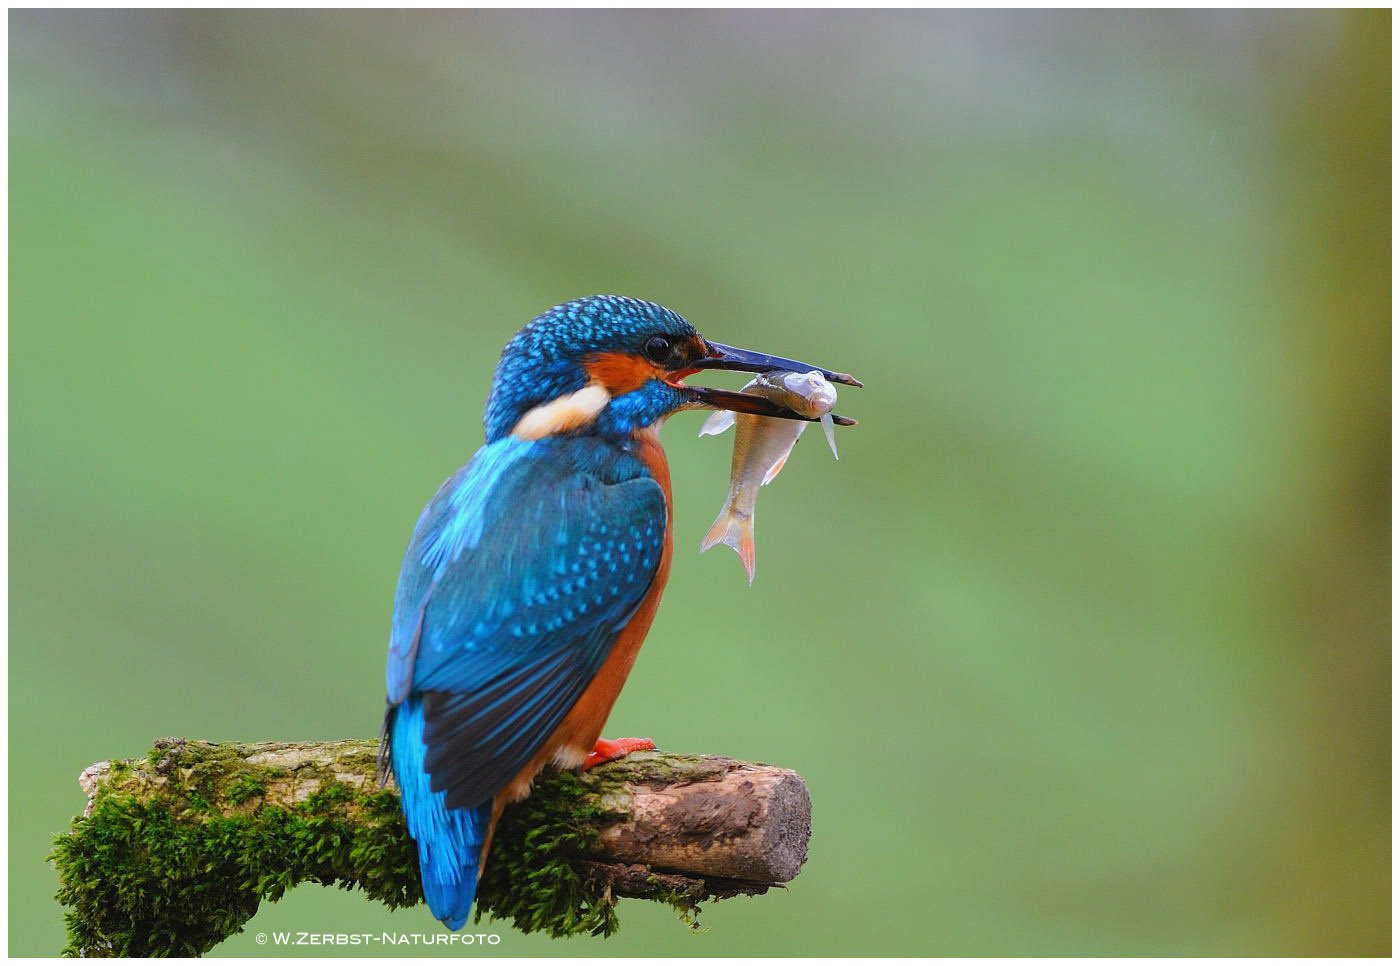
[582,736,656,770]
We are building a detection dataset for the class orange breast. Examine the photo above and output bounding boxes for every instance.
[498,425,674,802]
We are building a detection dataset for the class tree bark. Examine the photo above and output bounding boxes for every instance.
[63,739,812,946]
[79,733,812,884]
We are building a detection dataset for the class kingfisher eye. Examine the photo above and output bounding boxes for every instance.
[643,336,672,363]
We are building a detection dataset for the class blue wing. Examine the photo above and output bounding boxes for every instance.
[385,434,667,812]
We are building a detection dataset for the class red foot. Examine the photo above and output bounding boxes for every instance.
[582,736,656,770]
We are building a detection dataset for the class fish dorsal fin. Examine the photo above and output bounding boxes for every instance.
[698,410,737,437]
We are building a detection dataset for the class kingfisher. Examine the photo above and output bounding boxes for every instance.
[382,295,858,929]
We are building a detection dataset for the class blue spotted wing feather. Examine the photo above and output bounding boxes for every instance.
[385,435,667,812]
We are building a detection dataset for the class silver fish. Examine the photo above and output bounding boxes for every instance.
[697,370,839,583]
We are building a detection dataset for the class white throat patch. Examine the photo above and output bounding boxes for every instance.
[510,383,611,440]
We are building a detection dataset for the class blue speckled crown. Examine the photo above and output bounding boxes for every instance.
[482,296,697,442]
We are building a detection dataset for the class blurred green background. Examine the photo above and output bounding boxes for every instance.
[10,9,1389,957]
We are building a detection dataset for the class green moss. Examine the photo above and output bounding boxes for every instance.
[301,781,354,813]
[650,883,706,931]
[225,776,264,806]
[51,741,422,957]
[577,751,716,796]
[52,742,714,955]
[51,790,420,957]
[473,771,630,938]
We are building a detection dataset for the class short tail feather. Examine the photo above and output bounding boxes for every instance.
[700,507,756,584]
[389,698,493,930]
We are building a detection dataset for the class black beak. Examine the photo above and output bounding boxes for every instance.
[691,341,864,388]
[681,340,862,425]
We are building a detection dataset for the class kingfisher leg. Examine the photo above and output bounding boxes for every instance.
[582,736,656,770]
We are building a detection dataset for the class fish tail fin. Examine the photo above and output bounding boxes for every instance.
[700,506,756,584]
[388,698,493,930]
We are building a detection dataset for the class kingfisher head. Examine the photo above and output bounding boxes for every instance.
[483,295,859,443]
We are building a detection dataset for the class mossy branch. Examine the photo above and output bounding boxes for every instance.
[50,738,811,957]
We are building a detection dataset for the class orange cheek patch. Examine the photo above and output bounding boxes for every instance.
[583,352,663,395]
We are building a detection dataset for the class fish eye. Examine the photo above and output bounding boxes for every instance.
[643,336,672,363]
